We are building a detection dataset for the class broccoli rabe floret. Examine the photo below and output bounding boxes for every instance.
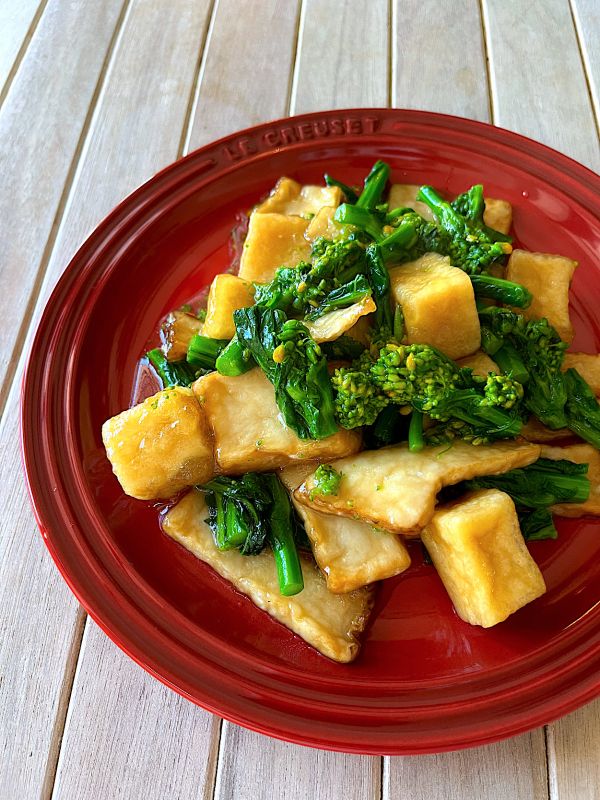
[332,352,389,428]
[309,464,343,500]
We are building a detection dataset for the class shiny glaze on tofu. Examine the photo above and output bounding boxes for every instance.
[506,249,577,343]
[163,490,373,662]
[202,274,254,340]
[389,253,481,360]
[193,369,361,474]
[238,212,311,284]
[541,443,600,517]
[255,177,342,217]
[421,489,546,627]
[295,440,541,534]
[280,464,411,594]
[102,387,214,500]
[304,296,376,343]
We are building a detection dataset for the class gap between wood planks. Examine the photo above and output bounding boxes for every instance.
[568,0,600,138]
[0,0,49,110]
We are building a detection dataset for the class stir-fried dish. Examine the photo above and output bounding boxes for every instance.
[102,161,600,663]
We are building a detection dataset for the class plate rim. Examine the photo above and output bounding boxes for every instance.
[21,108,600,755]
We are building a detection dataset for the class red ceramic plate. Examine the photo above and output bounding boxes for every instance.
[22,110,600,755]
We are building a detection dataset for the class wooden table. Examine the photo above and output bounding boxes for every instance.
[2,1,599,797]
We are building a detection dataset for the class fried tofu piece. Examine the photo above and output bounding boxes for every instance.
[161,311,203,361]
[457,351,499,378]
[540,444,600,517]
[421,489,546,627]
[483,198,512,235]
[163,491,373,662]
[256,178,341,217]
[388,184,435,221]
[562,353,600,395]
[295,440,541,534]
[202,274,254,340]
[506,250,577,343]
[521,417,573,444]
[305,206,343,242]
[389,253,481,359]
[238,212,311,284]
[281,464,411,593]
[102,387,214,500]
[193,369,361,474]
[304,296,376,343]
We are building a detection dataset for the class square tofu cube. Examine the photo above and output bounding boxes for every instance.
[202,274,254,340]
[483,198,512,235]
[256,177,342,216]
[305,206,342,242]
[388,184,435,221]
[238,212,311,284]
[193,369,361,473]
[102,387,214,500]
[421,489,546,627]
[390,253,481,359]
[506,249,577,342]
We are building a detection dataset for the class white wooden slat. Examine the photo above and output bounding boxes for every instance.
[0,0,127,413]
[291,0,389,113]
[392,0,490,121]
[570,0,600,128]
[0,0,46,99]
[547,699,600,800]
[214,722,381,800]
[51,622,220,800]
[0,1,214,798]
[483,0,600,171]
[185,0,301,150]
[385,734,549,800]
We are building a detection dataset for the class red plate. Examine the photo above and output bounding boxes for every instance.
[21,110,600,754]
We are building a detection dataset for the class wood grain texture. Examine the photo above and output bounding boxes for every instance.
[0,1,212,797]
[570,0,600,128]
[385,733,549,800]
[52,622,220,800]
[483,0,600,170]
[0,0,46,98]
[392,0,489,120]
[0,0,126,412]
[214,722,381,800]
[185,0,301,150]
[547,699,600,800]
[291,0,389,113]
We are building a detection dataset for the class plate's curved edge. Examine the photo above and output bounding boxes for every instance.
[20,109,600,755]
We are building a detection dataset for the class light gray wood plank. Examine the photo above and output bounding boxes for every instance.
[214,722,380,800]
[185,0,301,150]
[392,0,489,120]
[0,0,46,99]
[0,1,213,797]
[52,622,220,800]
[483,0,600,170]
[547,699,600,800]
[385,733,549,800]
[570,0,600,129]
[0,0,127,413]
[291,0,389,113]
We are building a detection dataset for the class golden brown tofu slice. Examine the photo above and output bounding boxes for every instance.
[202,274,255,340]
[238,212,311,284]
[281,464,411,593]
[304,296,376,343]
[562,353,600,395]
[256,177,342,217]
[520,417,573,444]
[389,253,481,359]
[102,387,214,500]
[457,351,499,378]
[483,198,512,235]
[163,491,373,662]
[305,206,343,242]
[388,184,435,221]
[193,369,361,474]
[540,444,600,517]
[421,489,546,627]
[161,311,203,361]
[295,440,541,533]
[506,250,578,343]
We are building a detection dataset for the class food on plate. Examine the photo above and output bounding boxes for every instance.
[421,489,546,627]
[102,159,600,660]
